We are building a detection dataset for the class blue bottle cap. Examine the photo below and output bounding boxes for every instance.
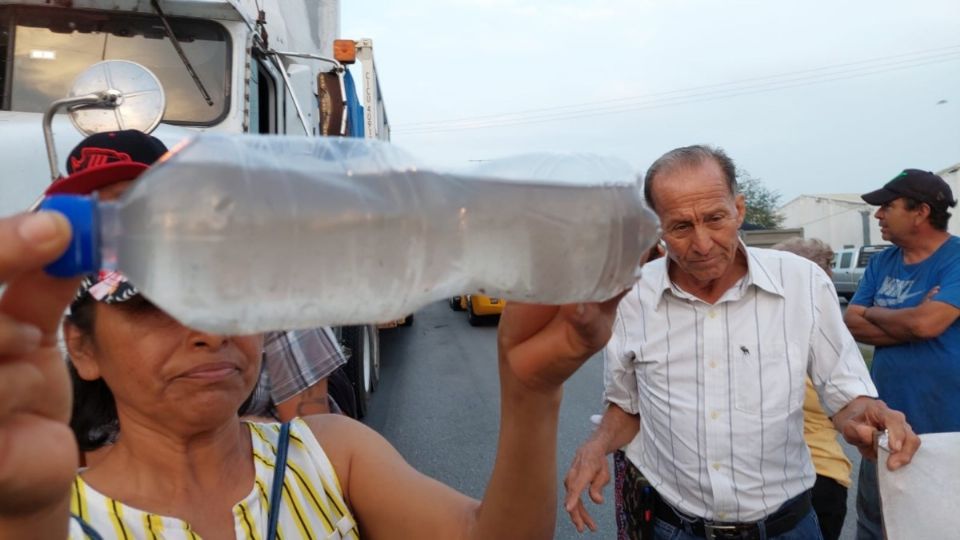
[39,195,100,277]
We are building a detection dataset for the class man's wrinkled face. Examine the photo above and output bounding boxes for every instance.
[651,160,745,285]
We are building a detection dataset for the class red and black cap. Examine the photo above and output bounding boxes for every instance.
[862,169,957,212]
[45,130,168,195]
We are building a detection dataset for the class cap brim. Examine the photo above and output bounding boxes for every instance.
[861,188,899,206]
[45,162,148,196]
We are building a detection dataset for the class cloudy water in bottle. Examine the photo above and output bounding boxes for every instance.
[43,134,660,334]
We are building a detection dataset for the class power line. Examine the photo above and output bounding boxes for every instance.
[398,44,960,129]
[397,51,960,133]
[394,45,960,134]
[400,53,960,133]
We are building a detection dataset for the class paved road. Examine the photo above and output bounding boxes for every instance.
[365,300,864,539]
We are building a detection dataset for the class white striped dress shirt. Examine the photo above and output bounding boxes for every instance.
[604,246,877,522]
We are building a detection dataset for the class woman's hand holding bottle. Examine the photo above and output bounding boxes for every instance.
[0,212,79,535]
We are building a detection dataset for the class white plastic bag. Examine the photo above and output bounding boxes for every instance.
[878,432,960,539]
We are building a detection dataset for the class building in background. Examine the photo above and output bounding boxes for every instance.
[779,194,882,249]
[739,222,804,248]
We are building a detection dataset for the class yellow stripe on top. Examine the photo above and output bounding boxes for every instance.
[145,513,164,539]
[108,499,130,540]
[285,459,338,533]
[255,477,271,511]
[183,520,199,540]
[71,477,83,518]
[250,423,275,451]
[281,481,313,539]
[287,434,350,517]
[236,502,260,540]
[141,514,155,540]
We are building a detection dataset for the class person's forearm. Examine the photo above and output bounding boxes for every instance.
[863,306,924,341]
[832,395,872,434]
[844,306,903,346]
[472,371,564,540]
[591,403,641,453]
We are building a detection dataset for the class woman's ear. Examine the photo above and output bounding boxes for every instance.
[64,319,101,381]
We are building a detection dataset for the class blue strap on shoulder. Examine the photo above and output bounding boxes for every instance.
[266,421,292,540]
[71,513,105,540]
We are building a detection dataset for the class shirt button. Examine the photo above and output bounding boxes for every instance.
[716,512,728,521]
[712,462,721,471]
[709,360,717,369]
[708,310,717,319]
[710,410,720,420]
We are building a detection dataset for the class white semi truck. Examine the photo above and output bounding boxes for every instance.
[0,0,394,417]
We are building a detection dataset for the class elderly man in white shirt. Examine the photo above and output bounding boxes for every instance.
[564,145,920,540]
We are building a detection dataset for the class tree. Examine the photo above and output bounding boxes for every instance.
[737,170,784,229]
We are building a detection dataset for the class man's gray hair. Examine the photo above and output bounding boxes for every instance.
[771,237,834,274]
[643,145,737,211]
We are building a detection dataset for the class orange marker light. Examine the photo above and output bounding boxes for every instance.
[333,39,357,64]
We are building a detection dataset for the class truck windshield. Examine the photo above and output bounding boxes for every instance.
[0,7,229,125]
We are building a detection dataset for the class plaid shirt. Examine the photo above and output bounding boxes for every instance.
[243,327,347,416]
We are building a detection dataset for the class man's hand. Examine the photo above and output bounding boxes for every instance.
[834,396,920,470]
[562,405,640,533]
[497,291,627,394]
[0,212,79,535]
[563,439,609,532]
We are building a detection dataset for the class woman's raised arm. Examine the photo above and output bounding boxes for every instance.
[310,294,626,540]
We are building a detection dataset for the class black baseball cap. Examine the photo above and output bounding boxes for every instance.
[45,130,168,195]
[861,169,956,211]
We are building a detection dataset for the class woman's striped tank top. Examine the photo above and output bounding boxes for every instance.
[68,419,359,539]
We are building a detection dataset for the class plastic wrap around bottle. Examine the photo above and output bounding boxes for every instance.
[48,134,660,334]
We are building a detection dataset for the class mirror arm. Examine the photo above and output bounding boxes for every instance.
[43,93,119,182]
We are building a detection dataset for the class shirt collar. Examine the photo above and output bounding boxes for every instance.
[651,240,784,307]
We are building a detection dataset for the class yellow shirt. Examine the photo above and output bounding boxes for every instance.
[803,378,852,487]
[69,419,359,539]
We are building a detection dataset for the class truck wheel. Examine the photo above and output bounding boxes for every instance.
[450,296,464,311]
[400,313,414,327]
[342,325,374,419]
[467,298,482,326]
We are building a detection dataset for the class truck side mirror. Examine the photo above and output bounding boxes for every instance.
[42,60,166,182]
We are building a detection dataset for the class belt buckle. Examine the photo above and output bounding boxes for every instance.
[704,522,741,540]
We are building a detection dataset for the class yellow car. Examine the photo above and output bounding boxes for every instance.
[449,294,505,326]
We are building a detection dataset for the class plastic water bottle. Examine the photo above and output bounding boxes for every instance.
[42,134,660,334]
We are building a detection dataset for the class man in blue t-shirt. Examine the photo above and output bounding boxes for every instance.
[844,168,960,540]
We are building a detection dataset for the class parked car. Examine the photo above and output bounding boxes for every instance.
[449,294,506,325]
[832,244,889,300]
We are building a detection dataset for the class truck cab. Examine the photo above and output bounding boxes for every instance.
[0,0,391,417]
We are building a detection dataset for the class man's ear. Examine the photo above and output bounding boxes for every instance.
[63,319,101,381]
[735,193,747,225]
[916,203,932,227]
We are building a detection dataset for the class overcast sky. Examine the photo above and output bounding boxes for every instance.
[342,0,960,204]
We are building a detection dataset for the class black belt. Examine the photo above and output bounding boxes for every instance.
[652,489,812,540]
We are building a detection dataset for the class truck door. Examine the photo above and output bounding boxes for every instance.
[249,56,279,134]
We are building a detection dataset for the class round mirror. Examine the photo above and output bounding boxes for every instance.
[68,60,166,135]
